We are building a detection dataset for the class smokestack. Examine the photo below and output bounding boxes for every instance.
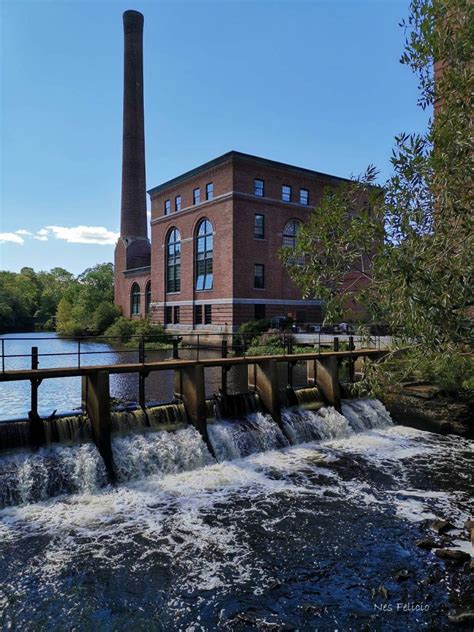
[120,10,147,238]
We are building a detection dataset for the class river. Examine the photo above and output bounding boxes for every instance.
[0,400,472,630]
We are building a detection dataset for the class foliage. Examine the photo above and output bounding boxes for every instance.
[104,317,169,348]
[0,267,74,331]
[55,263,117,336]
[281,0,473,395]
[234,319,270,351]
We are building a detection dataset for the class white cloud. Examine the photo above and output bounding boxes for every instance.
[46,225,119,245]
[0,232,24,245]
[34,235,48,241]
[37,228,49,236]
[15,229,33,236]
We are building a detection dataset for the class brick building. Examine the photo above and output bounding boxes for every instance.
[116,148,354,331]
[114,12,354,332]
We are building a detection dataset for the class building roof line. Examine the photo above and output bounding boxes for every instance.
[147,150,350,196]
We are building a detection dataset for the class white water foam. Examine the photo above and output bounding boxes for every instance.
[207,412,289,462]
[282,406,352,443]
[0,443,107,507]
[112,426,214,481]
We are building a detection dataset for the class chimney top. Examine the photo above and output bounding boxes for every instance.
[123,10,144,31]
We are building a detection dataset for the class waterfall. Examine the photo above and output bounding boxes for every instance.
[0,443,107,508]
[282,406,352,443]
[0,399,393,508]
[112,427,214,482]
[208,413,289,462]
[341,399,394,432]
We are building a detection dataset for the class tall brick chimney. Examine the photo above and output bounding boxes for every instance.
[114,10,151,312]
[121,10,147,238]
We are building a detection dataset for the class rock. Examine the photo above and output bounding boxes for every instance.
[448,610,474,624]
[430,519,455,535]
[464,518,474,531]
[469,559,474,573]
[394,569,410,582]
[415,538,438,550]
[434,549,471,563]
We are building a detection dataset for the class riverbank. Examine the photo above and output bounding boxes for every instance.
[383,384,473,439]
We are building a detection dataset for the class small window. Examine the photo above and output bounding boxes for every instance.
[254,179,264,197]
[204,304,212,325]
[254,264,265,289]
[206,182,214,200]
[175,195,182,212]
[254,304,266,320]
[173,306,180,324]
[193,187,201,205]
[165,306,172,324]
[164,199,171,215]
[300,189,309,205]
[145,281,152,314]
[283,219,302,248]
[254,214,265,239]
[130,283,141,316]
[195,305,203,326]
[282,185,292,202]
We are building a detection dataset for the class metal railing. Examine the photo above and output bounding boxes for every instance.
[0,326,386,374]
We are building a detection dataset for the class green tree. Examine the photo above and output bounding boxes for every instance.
[281,0,473,395]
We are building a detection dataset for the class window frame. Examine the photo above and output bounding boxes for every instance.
[195,218,213,291]
[193,187,201,205]
[204,304,212,325]
[175,195,182,212]
[254,178,265,197]
[281,185,292,203]
[299,188,309,205]
[254,303,266,320]
[130,283,141,316]
[206,182,214,201]
[145,281,152,314]
[282,219,302,249]
[165,305,172,324]
[254,264,265,289]
[166,227,181,294]
[173,305,180,324]
[194,304,203,326]
[254,213,265,240]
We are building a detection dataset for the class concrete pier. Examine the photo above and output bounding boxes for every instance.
[315,357,342,412]
[83,371,116,481]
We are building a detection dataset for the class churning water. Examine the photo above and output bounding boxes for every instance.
[0,400,473,631]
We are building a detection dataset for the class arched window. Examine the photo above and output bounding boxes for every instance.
[130,283,141,316]
[283,219,302,248]
[196,218,213,290]
[166,228,181,293]
[145,281,152,314]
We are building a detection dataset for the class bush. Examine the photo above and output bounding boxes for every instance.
[235,319,270,351]
[91,302,121,335]
[104,317,169,347]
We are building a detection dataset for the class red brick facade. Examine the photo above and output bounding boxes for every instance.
[114,151,352,331]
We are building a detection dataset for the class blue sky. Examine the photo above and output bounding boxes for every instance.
[1,0,429,275]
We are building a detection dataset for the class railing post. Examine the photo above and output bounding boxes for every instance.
[221,339,228,395]
[197,334,200,362]
[29,346,45,446]
[172,338,179,359]
[349,335,355,383]
[333,337,339,352]
[78,339,81,368]
[2,339,5,373]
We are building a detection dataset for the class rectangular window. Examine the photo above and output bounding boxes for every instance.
[194,304,203,326]
[206,182,214,200]
[175,195,182,212]
[282,185,292,202]
[173,306,180,324]
[254,264,265,289]
[254,178,264,197]
[300,188,309,205]
[204,304,212,324]
[254,213,265,239]
[254,304,266,320]
[164,199,171,215]
[165,306,172,324]
[193,188,201,205]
